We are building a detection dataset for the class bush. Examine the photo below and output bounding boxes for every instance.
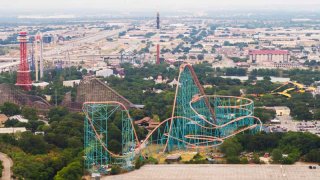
[110,165,121,175]
[240,157,249,164]
[304,149,320,163]
[146,157,158,164]
[252,154,261,164]
[220,138,243,157]
[281,157,295,164]
[271,149,282,163]
[135,156,144,169]
[0,102,20,116]
[54,161,83,180]
[0,160,3,177]
[226,156,240,164]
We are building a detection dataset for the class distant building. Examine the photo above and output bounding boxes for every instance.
[273,106,291,116]
[135,117,159,131]
[9,115,28,123]
[63,80,81,87]
[96,68,114,78]
[168,78,179,87]
[32,82,49,89]
[0,127,27,134]
[155,75,168,84]
[217,46,239,56]
[249,50,290,64]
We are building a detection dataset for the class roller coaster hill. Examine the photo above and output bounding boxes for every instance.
[83,63,262,174]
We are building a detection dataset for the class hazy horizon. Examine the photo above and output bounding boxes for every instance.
[1,0,320,16]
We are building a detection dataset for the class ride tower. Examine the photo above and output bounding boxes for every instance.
[83,102,138,173]
[16,31,32,91]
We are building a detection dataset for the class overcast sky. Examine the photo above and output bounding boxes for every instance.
[1,0,320,13]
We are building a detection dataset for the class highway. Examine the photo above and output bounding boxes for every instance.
[43,27,127,57]
[0,152,13,180]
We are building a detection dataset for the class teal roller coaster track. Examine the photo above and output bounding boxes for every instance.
[83,63,262,173]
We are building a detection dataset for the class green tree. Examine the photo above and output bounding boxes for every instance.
[131,109,145,120]
[305,149,320,163]
[240,157,249,164]
[0,102,20,116]
[226,156,240,164]
[254,108,276,123]
[135,156,144,169]
[48,106,69,122]
[110,165,121,175]
[18,132,49,154]
[22,107,38,120]
[54,161,83,180]
[271,149,282,163]
[220,138,243,157]
[197,54,204,60]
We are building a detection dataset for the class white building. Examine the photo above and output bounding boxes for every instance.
[9,115,28,123]
[63,80,81,87]
[168,78,179,87]
[96,68,114,78]
[273,106,291,116]
[0,127,27,134]
[32,82,49,89]
[155,75,168,84]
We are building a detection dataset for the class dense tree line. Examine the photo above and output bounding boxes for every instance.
[0,107,84,179]
[220,132,320,164]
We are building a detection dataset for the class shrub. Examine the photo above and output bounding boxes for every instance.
[146,157,158,164]
[281,157,295,164]
[110,165,121,175]
[240,157,249,164]
[252,154,261,164]
[226,156,240,164]
[304,149,320,163]
[135,156,144,169]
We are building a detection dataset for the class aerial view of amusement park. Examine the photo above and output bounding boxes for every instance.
[0,0,320,180]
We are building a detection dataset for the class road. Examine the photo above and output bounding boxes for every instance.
[278,115,297,132]
[103,164,320,180]
[0,152,13,180]
[44,27,127,57]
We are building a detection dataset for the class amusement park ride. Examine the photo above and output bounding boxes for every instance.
[83,64,262,173]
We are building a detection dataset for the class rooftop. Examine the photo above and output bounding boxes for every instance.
[103,164,320,180]
[249,50,289,55]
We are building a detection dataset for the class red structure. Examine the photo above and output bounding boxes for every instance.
[156,44,160,65]
[16,31,32,91]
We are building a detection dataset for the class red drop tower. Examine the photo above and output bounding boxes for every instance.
[16,31,32,91]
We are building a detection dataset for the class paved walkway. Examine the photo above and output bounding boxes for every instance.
[0,152,13,180]
[103,164,320,180]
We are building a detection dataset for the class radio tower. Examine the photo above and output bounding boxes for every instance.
[156,12,160,65]
[16,31,32,91]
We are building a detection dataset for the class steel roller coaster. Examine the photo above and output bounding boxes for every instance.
[83,63,262,172]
